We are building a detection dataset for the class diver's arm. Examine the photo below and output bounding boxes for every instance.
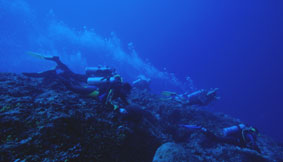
[120,95,129,105]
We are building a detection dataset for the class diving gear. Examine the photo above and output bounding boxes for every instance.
[85,66,115,77]
[223,124,246,136]
[87,76,121,85]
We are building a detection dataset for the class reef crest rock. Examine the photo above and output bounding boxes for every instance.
[153,142,200,162]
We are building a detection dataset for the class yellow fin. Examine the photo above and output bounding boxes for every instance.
[161,91,177,97]
[89,90,99,97]
[113,105,119,110]
[26,51,46,59]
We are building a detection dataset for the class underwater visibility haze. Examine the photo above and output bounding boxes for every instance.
[0,0,283,161]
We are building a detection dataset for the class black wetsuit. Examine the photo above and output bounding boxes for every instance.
[23,56,87,83]
[203,129,260,153]
[23,56,131,106]
[98,81,131,105]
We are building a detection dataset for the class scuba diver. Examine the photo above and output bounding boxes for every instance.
[64,77,132,109]
[23,52,132,109]
[161,88,219,106]
[184,88,219,106]
[84,67,132,109]
[132,75,151,90]
[23,52,86,83]
[180,124,261,153]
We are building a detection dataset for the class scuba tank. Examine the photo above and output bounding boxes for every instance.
[85,66,115,77]
[87,75,122,85]
[179,124,202,131]
[223,124,246,136]
[87,77,115,85]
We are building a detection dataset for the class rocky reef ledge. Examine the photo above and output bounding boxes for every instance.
[0,73,282,162]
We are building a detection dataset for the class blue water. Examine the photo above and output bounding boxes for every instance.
[1,0,283,142]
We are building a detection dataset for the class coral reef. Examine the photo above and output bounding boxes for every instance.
[0,73,282,162]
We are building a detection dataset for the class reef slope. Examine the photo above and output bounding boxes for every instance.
[0,73,282,162]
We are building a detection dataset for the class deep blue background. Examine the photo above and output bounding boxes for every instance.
[4,0,283,141]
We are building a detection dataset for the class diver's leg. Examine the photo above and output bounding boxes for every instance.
[44,56,74,75]
[63,80,97,96]
[23,70,56,78]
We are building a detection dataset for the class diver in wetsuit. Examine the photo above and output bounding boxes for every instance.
[23,55,87,83]
[204,126,260,152]
[64,74,132,108]
[23,53,131,109]
[184,88,219,106]
[179,124,261,153]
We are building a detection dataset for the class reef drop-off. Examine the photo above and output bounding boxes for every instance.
[0,73,282,162]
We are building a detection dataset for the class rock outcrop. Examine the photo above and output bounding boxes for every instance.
[153,142,199,162]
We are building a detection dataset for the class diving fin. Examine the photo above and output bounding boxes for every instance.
[26,51,46,59]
